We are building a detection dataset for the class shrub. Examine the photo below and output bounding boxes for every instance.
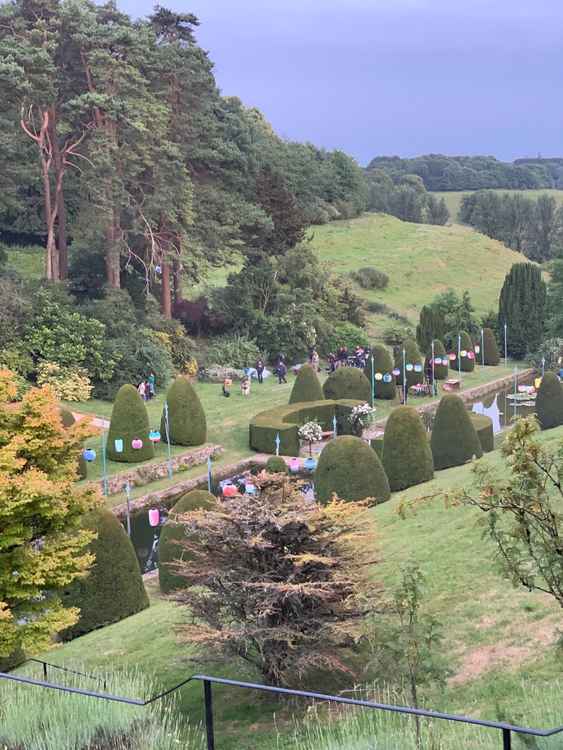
[36,361,93,402]
[364,344,396,400]
[107,384,155,463]
[371,436,384,460]
[527,338,563,374]
[431,339,448,380]
[59,407,88,479]
[159,490,217,594]
[265,456,288,473]
[382,324,414,347]
[205,334,261,369]
[161,377,207,447]
[289,364,324,404]
[448,331,475,373]
[383,406,434,491]
[315,435,390,505]
[323,367,371,401]
[482,327,500,366]
[350,266,389,290]
[0,346,34,378]
[61,509,149,639]
[394,338,423,388]
[430,395,483,470]
[470,413,494,453]
[535,372,563,430]
[320,322,370,357]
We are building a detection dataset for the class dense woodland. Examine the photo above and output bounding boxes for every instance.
[368,154,563,191]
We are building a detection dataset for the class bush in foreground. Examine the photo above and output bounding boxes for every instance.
[315,435,390,505]
[161,377,207,446]
[535,372,563,430]
[265,456,289,473]
[107,384,154,463]
[61,509,149,639]
[323,367,371,402]
[290,364,324,404]
[383,406,434,491]
[430,395,483,470]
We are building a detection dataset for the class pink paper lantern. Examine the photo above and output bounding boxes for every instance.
[449,353,456,361]
[223,484,238,498]
[148,508,160,527]
[468,351,475,360]
[289,457,301,473]
[132,438,143,450]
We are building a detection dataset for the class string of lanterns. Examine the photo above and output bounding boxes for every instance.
[82,431,162,463]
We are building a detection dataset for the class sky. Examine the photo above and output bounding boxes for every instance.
[118,0,563,166]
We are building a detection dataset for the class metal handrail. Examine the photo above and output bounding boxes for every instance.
[1,659,562,749]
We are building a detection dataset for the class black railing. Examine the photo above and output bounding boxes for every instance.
[2,659,563,749]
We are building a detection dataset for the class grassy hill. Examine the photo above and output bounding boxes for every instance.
[434,188,563,223]
[308,213,524,339]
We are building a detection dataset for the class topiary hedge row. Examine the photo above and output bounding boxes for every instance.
[394,338,424,389]
[430,395,483,470]
[481,328,500,366]
[161,377,207,447]
[323,367,371,402]
[249,399,363,456]
[469,413,494,453]
[290,364,324,404]
[364,345,396,400]
[382,406,434,491]
[536,372,563,430]
[107,384,154,463]
[449,331,475,373]
[431,339,448,380]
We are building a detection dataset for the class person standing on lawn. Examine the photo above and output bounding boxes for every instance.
[277,360,288,384]
[148,371,156,398]
[256,358,265,384]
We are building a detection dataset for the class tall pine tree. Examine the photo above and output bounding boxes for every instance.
[498,263,546,358]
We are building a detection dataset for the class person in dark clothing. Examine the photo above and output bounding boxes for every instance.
[327,353,336,373]
[256,359,265,384]
[277,361,288,384]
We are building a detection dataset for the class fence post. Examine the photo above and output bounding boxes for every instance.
[502,728,511,749]
[204,680,215,750]
[42,662,47,681]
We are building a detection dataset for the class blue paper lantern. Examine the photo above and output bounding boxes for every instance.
[149,430,161,443]
[414,364,423,373]
[83,448,96,462]
[383,373,392,383]
[406,363,414,372]
[114,439,124,453]
[155,265,162,274]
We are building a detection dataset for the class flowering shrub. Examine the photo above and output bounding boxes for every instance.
[37,362,93,402]
[298,420,324,456]
[349,402,375,436]
[183,357,199,379]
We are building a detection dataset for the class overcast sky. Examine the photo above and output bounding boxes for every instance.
[118,0,562,166]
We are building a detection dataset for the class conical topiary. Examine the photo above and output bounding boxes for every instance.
[107,385,154,463]
[289,364,324,404]
[431,394,483,470]
[482,328,500,366]
[61,509,149,639]
[382,406,434,491]
[394,338,424,389]
[431,339,448,380]
[315,435,390,505]
[60,407,88,479]
[536,372,563,430]
[449,331,475,373]
[159,490,217,593]
[161,377,207,447]
[323,367,371,402]
[265,456,289,474]
[364,345,396,400]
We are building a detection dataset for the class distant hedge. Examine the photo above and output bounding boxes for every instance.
[289,364,324,404]
[159,490,217,594]
[250,399,361,455]
[469,413,494,453]
[383,406,434,491]
[449,331,475,373]
[482,328,500,366]
[394,338,423,389]
[315,436,390,505]
[431,339,448,380]
[364,345,396,400]
[161,377,207,447]
[323,367,371,402]
[431,395,483,470]
[61,509,149,639]
[536,372,563,430]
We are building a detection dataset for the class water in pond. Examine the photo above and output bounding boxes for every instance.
[469,381,536,434]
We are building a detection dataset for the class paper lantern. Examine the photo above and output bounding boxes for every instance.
[392,368,401,377]
[132,438,143,450]
[114,439,124,453]
[83,448,96,462]
[460,350,467,358]
[468,351,475,360]
[289,457,301,473]
[406,364,414,372]
[148,508,160,527]
[245,483,257,495]
[375,372,383,381]
[155,265,162,274]
[474,345,480,354]
[223,484,238,498]
[449,353,456,361]
[434,357,442,365]
[383,373,393,383]
[414,364,423,373]
[149,430,161,443]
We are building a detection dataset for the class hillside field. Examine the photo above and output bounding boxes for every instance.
[434,188,563,223]
[308,213,524,339]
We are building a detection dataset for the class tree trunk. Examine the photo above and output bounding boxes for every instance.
[105,214,121,289]
[49,107,68,279]
[160,260,172,319]
[172,252,181,302]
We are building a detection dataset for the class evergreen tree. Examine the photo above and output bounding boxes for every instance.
[416,306,445,356]
[426,195,449,225]
[498,263,546,358]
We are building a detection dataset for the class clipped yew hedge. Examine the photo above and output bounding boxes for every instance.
[482,328,500,366]
[430,395,483,470]
[315,435,390,505]
[432,339,448,380]
[107,384,154,463]
[450,331,475,373]
[265,456,289,474]
[364,345,396,400]
[469,413,495,453]
[159,490,217,594]
[394,338,424,389]
[536,372,563,430]
[161,377,207,447]
[61,509,149,639]
[289,364,324,404]
[383,406,434,491]
[323,367,371,402]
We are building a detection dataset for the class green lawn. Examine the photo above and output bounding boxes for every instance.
[434,188,563,223]
[39,425,563,749]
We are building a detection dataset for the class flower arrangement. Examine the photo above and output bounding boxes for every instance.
[349,402,375,436]
[298,420,324,456]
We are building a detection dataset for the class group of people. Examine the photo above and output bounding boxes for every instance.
[137,372,156,401]
[326,345,370,373]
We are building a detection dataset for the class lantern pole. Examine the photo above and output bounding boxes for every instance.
[481,328,485,367]
[370,353,375,407]
[504,322,508,368]
[402,348,407,404]
[458,333,462,380]
[333,414,338,439]
[541,356,545,378]
[124,481,132,537]
[431,340,435,396]
[207,455,213,493]
[275,432,281,456]
[164,401,173,479]
[101,430,108,497]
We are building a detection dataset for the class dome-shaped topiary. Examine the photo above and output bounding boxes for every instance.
[107,385,154,463]
[364,345,396,400]
[159,490,217,593]
[449,331,475,373]
[431,395,483,470]
[482,328,500,366]
[61,509,149,639]
[394,338,424,389]
[383,406,434,491]
[469,413,494,453]
[431,339,448,380]
[60,407,88,480]
[289,364,324,404]
[265,456,289,474]
[315,435,390,505]
[535,372,563,430]
[323,367,371,402]
[161,377,207,447]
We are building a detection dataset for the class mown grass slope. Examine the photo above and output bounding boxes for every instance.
[434,188,563,223]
